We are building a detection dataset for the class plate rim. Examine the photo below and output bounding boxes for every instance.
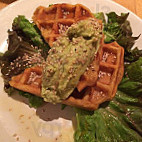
[0,0,142,141]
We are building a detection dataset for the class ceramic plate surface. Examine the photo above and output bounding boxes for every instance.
[0,0,142,142]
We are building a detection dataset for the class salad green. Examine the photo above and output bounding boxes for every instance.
[0,9,142,141]
[96,12,142,62]
[0,16,49,108]
[13,15,50,59]
[74,12,142,142]
[75,59,142,141]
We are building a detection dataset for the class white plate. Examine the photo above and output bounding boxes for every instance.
[0,0,142,142]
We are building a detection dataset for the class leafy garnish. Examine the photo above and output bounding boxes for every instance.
[0,30,44,108]
[12,15,50,59]
[75,103,142,142]
[118,57,142,95]
[0,31,38,83]
[61,104,67,110]
[103,12,142,62]
[104,12,130,42]
[118,77,142,96]
[127,57,142,82]
[0,17,48,108]
[75,12,142,142]
[124,47,142,62]
[94,12,106,23]
[19,90,44,108]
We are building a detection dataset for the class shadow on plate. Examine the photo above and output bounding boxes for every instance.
[10,92,29,105]
[11,93,75,122]
[36,103,75,121]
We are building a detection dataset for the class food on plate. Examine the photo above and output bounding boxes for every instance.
[33,3,94,47]
[33,3,104,92]
[42,18,103,103]
[1,2,142,142]
[8,4,124,110]
[63,42,124,110]
[9,41,124,110]
[9,66,42,96]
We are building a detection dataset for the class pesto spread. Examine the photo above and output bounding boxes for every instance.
[42,18,103,103]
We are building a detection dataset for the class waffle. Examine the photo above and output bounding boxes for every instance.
[9,66,42,97]
[63,42,124,110]
[33,3,94,47]
[33,3,103,91]
[77,36,104,92]
[9,42,124,110]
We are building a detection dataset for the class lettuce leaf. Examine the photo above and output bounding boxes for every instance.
[118,57,142,95]
[118,77,142,96]
[103,12,142,62]
[19,90,44,108]
[0,31,38,84]
[75,88,142,142]
[75,104,142,142]
[12,15,50,59]
[0,18,46,108]
[75,12,142,142]
[94,12,106,23]
[127,57,142,82]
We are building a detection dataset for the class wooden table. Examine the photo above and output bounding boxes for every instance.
[0,0,142,19]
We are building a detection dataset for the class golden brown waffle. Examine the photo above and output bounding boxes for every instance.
[9,42,124,110]
[63,42,124,110]
[33,3,94,47]
[33,3,103,91]
[9,66,42,97]
[77,36,104,92]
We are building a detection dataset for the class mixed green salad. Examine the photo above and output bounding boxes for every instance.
[0,10,142,142]
[75,12,142,142]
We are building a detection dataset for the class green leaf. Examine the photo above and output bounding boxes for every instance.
[94,12,106,23]
[124,47,142,62]
[61,104,67,110]
[0,31,40,82]
[127,57,142,83]
[12,15,50,59]
[106,12,129,24]
[104,12,141,62]
[19,90,44,108]
[118,77,142,95]
[115,91,142,106]
[74,107,142,142]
